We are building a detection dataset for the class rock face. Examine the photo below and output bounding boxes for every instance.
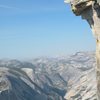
[65,0,100,99]
[0,68,47,100]
[64,67,97,100]
[0,52,97,100]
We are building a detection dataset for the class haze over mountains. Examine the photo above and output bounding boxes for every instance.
[0,52,97,100]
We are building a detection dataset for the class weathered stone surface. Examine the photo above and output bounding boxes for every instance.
[80,5,100,100]
[65,0,100,99]
[64,0,94,15]
[64,68,97,100]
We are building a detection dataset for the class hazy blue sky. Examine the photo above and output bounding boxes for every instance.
[0,0,95,59]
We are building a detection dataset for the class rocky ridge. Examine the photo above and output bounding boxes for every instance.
[0,52,97,100]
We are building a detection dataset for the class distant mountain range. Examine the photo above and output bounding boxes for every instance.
[0,52,97,100]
